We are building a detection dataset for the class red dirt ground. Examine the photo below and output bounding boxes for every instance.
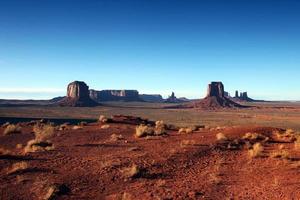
[1,121,300,200]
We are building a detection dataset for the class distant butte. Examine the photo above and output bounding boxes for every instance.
[58,81,98,107]
[193,82,246,109]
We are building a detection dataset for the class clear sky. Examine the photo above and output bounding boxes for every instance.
[0,0,299,100]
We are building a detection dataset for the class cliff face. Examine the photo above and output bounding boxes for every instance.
[89,90,142,102]
[234,90,254,102]
[139,94,164,103]
[58,81,98,107]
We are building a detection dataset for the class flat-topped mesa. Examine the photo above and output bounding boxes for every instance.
[89,89,141,102]
[207,82,225,97]
[59,81,98,107]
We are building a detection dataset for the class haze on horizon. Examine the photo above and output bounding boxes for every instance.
[0,0,299,101]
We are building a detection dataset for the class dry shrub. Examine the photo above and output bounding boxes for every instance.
[178,127,193,134]
[0,147,11,155]
[154,120,166,136]
[58,123,68,131]
[248,143,264,158]
[243,132,266,141]
[294,136,300,150]
[2,122,10,128]
[270,147,290,159]
[72,125,82,130]
[122,164,142,178]
[274,129,296,142]
[111,134,124,141]
[3,124,21,135]
[99,115,108,123]
[33,124,55,141]
[135,125,154,138]
[44,184,70,200]
[180,140,196,147]
[7,161,29,175]
[24,124,55,153]
[216,133,227,142]
[16,144,23,149]
[101,125,110,129]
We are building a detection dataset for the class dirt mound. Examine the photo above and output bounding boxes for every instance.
[194,96,245,109]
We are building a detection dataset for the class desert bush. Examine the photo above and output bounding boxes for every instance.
[248,143,264,158]
[24,124,55,153]
[3,124,21,135]
[135,125,154,138]
[33,124,55,141]
[72,125,82,130]
[294,136,300,150]
[122,164,142,178]
[242,132,269,143]
[44,184,70,200]
[216,133,228,142]
[0,147,11,155]
[180,140,196,147]
[101,125,110,129]
[110,134,124,141]
[270,147,290,159]
[274,129,297,142]
[178,127,193,134]
[1,122,10,128]
[99,115,108,123]
[154,120,166,135]
[7,161,29,175]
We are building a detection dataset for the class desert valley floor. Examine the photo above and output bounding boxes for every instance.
[1,101,300,199]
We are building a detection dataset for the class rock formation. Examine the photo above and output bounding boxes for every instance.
[139,94,164,102]
[194,82,244,109]
[235,90,239,98]
[234,90,254,102]
[58,81,98,107]
[89,89,142,102]
[164,92,184,103]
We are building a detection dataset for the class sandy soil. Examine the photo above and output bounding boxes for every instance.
[1,120,300,200]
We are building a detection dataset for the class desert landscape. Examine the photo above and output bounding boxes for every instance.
[1,80,300,200]
[1,0,300,199]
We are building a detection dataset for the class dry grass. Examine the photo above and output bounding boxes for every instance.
[270,149,290,159]
[242,132,268,141]
[24,124,55,153]
[216,133,228,141]
[72,125,82,130]
[99,115,108,123]
[122,164,142,178]
[33,124,55,141]
[274,129,297,142]
[110,134,124,141]
[7,161,29,175]
[135,125,154,138]
[178,127,193,134]
[294,136,300,150]
[3,124,21,135]
[248,143,264,158]
[180,140,196,147]
[0,147,11,155]
[16,143,23,149]
[154,120,166,136]
[101,125,110,129]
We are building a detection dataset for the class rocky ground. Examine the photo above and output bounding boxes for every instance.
[1,117,300,200]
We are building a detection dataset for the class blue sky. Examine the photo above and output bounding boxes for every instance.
[0,0,299,100]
